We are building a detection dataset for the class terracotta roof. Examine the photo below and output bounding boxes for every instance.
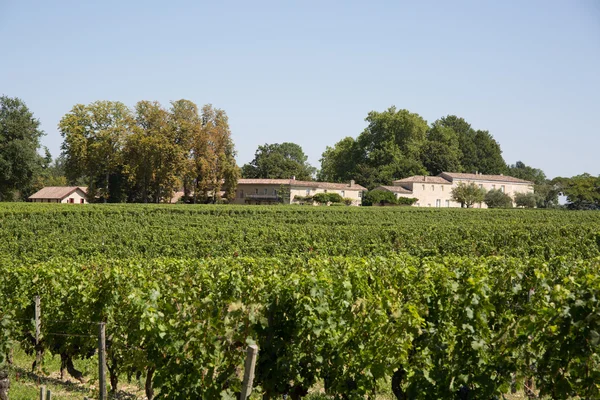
[375,185,413,194]
[29,186,87,200]
[440,172,533,184]
[393,176,452,184]
[237,179,367,191]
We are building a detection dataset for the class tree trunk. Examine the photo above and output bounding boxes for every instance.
[108,356,118,394]
[0,371,9,400]
[61,353,85,382]
[105,171,109,203]
[391,368,407,400]
[145,367,155,400]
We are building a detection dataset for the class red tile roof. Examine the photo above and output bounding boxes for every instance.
[393,176,452,184]
[237,179,367,191]
[375,185,413,194]
[440,172,533,184]
[29,186,87,200]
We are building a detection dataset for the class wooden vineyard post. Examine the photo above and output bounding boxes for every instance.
[45,388,52,400]
[39,385,46,400]
[240,345,258,399]
[35,295,41,372]
[98,322,107,400]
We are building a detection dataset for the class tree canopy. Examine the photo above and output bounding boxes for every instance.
[319,109,508,189]
[451,182,486,208]
[0,96,46,200]
[242,142,316,180]
[60,99,239,203]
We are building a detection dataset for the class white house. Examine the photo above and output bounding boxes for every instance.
[233,178,367,205]
[28,187,88,204]
[375,172,533,208]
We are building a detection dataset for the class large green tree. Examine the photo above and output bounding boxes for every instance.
[554,174,600,210]
[242,142,315,181]
[59,101,133,202]
[319,109,508,189]
[0,96,46,201]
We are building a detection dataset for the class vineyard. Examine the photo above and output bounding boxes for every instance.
[0,204,599,399]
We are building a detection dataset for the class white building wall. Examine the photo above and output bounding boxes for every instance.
[60,190,87,204]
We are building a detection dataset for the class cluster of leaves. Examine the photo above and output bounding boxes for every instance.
[242,142,316,181]
[362,190,418,206]
[1,256,598,399]
[59,100,239,203]
[312,192,343,204]
[484,189,513,208]
[318,111,507,189]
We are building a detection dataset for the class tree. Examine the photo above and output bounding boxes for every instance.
[451,182,486,208]
[59,101,133,202]
[319,107,428,189]
[507,161,547,185]
[191,104,239,203]
[362,190,398,206]
[484,189,513,208]
[514,192,539,208]
[242,142,315,180]
[0,96,46,201]
[421,124,462,175]
[554,174,600,210]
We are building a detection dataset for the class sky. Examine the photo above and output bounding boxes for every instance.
[1,0,599,179]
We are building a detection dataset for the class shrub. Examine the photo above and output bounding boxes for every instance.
[327,193,343,203]
[515,192,538,208]
[312,193,330,204]
[363,190,397,206]
[396,197,418,206]
[484,189,513,208]
[343,197,354,206]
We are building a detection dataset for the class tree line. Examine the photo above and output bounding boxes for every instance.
[1,95,598,208]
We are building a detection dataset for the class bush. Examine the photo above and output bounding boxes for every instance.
[362,190,397,206]
[343,197,354,206]
[327,193,343,203]
[363,190,417,206]
[293,195,313,204]
[312,193,343,205]
[515,192,538,208]
[484,189,513,208]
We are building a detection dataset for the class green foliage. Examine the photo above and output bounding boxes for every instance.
[484,189,513,208]
[451,182,486,208]
[312,192,342,204]
[555,173,600,210]
[514,192,538,208]
[507,161,546,185]
[363,189,398,206]
[242,142,316,181]
[0,96,46,201]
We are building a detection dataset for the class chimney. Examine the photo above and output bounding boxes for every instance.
[350,179,355,187]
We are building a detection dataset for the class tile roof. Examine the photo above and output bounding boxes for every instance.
[29,186,87,200]
[440,172,533,184]
[375,185,413,194]
[393,176,452,184]
[237,179,367,191]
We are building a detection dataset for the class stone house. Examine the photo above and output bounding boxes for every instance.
[233,178,367,205]
[28,187,88,204]
[375,172,533,208]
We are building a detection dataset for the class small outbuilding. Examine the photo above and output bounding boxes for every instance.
[28,186,88,204]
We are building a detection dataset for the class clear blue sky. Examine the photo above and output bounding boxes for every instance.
[1,0,598,179]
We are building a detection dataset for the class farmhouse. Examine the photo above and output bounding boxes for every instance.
[28,186,88,204]
[233,177,367,205]
[375,172,533,208]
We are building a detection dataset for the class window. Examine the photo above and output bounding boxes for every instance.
[501,185,505,193]
[80,199,84,204]
[306,189,310,196]
[273,189,277,196]
[432,185,435,191]
[69,198,74,203]
[422,184,425,190]
[436,199,441,207]
[492,184,496,190]
[255,188,259,194]
[445,200,450,207]
[240,190,244,198]
[340,190,345,197]
[324,190,328,193]
[264,188,268,195]
[441,186,444,191]
[479,184,483,189]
